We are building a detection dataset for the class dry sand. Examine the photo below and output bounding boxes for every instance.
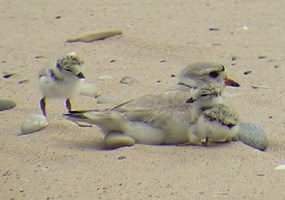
[1,0,285,199]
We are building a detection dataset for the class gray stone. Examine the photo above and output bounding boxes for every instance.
[20,114,48,135]
[237,122,268,151]
[0,99,16,111]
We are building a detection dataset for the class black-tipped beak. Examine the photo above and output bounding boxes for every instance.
[77,72,85,79]
[224,76,240,87]
[185,97,196,104]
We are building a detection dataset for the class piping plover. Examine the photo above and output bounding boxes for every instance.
[178,62,239,89]
[65,62,240,148]
[188,104,239,145]
[109,62,239,110]
[185,83,223,115]
[65,83,227,148]
[38,52,85,117]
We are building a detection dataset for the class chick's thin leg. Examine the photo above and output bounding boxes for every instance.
[65,99,72,112]
[40,97,47,117]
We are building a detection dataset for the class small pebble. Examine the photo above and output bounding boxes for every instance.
[171,74,176,77]
[118,156,126,160]
[209,28,220,31]
[251,85,270,89]
[0,99,16,111]
[20,114,48,135]
[2,72,15,79]
[237,122,268,151]
[243,71,252,75]
[160,60,166,63]
[258,56,267,59]
[18,79,29,84]
[55,16,61,19]
[231,56,237,61]
[34,56,44,59]
[120,76,137,85]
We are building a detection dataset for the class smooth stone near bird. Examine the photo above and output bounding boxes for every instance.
[20,114,49,135]
[236,122,268,151]
[0,99,16,111]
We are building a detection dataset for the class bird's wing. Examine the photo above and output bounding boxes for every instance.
[109,86,193,111]
[108,90,194,127]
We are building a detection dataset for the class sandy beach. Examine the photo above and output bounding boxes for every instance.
[1,0,285,199]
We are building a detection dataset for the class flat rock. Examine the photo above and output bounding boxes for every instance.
[237,122,268,151]
[0,99,16,111]
[20,114,49,135]
[104,133,135,149]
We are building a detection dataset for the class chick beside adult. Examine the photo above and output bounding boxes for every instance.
[188,104,239,145]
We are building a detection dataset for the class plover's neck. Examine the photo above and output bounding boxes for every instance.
[49,67,63,81]
[190,95,223,114]
[177,80,197,89]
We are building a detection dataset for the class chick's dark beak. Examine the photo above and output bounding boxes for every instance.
[77,72,85,79]
[224,76,240,87]
[185,97,196,104]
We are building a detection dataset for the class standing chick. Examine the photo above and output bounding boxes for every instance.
[38,52,85,117]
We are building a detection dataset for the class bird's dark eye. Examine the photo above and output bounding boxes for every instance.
[222,123,235,129]
[209,71,219,78]
[56,62,61,69]
[65,68,72,72]
[200,94,208,97]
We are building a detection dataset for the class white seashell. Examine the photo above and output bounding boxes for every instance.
[20,114,48,135]
[98,75,113,80]
[275,164,285,170]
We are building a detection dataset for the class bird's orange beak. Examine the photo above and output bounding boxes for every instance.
[224,76,240,87]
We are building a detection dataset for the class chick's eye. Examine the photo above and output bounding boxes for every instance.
[209,71,219,78]
[65,68,72,72]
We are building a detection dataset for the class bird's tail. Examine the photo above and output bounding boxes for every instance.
[64,110,127,133]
